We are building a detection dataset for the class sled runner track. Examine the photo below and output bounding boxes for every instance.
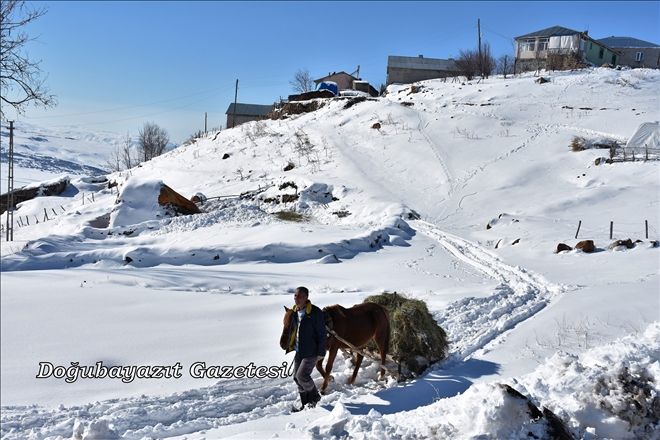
[415,220,567,359]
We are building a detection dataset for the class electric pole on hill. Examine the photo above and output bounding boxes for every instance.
[205,112,208,134]
[232,79,239,128]
[478,18,483,77]
[5,121,15,241]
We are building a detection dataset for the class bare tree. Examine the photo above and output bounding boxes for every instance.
[455,49,479,80]
[120,132,134,169]
[480,42,496,79]
[137,122,169,162]
[0,0,55,119]
[106,146,122,173]
[497,55,513,78]
[456,43,496,80]
[105,132,134,172]
[289,69,314,94]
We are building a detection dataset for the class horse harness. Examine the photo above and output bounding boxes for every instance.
[322,307,398,375]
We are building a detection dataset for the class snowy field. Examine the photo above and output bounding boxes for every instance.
[1,68,659,439]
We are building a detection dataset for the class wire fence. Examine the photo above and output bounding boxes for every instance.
[574,219,656,241]
[610,145,660,163]
[1,186,117,231]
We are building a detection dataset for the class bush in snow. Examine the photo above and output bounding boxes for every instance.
[594,365,660,435]
[273,210,307,222]
[570,136,587,152]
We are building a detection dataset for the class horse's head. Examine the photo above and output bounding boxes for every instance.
[279,305,295,351]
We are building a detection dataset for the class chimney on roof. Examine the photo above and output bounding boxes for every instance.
[418,54,424,58]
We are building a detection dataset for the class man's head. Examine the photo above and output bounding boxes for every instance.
[294,286,309,309]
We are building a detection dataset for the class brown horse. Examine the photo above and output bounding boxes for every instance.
[279,302,390,394]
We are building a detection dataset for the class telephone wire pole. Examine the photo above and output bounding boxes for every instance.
[6,121,15,241]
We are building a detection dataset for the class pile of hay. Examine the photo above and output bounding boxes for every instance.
[364,292,449,375]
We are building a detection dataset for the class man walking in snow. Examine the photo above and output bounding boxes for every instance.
[287,286,326,412]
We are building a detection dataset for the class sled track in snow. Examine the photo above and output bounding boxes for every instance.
[415,220,567,359]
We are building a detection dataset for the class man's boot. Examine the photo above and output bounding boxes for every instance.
[306,388,321,408]
[291,391,308,413]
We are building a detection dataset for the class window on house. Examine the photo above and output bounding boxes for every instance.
[635,52,644,62]
[598,47,604,58]
[537,38,549,51]
[520,39,535,52]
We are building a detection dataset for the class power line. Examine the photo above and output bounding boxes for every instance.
[481,25,515,45]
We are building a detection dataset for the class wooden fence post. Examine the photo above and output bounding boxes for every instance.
[575,220,582,239]
[646,220,649,239]
[52,208,57,217]
[43,208,49,221]
[610,221,613,240]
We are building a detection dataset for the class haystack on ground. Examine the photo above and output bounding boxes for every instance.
[364,292,449,375]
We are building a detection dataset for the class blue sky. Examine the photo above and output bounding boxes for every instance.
[11,1,660,142]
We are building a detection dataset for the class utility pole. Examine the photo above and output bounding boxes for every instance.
[232,79,239,128]
[477,18,483,77]
[204,112,208,134]
[6,121,15,241]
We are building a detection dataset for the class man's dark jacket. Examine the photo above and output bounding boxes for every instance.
[287,301,327,359]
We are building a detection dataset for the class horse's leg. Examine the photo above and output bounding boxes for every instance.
[348,353,363,385]
[375,328,389,380]
[321,344,338,394]
[315,357,326,378]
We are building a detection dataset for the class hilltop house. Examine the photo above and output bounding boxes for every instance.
[597,37,660,69]
[514,26,620,72]
[386,55,459,85]
[225,103,274,128]
[313,71,379,97]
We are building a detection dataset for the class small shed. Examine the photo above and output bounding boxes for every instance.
[225,103,275,128]
[314,71,379,96]
[314,71,358,91]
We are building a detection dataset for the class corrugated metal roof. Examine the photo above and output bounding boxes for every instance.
[387,55,458,71]
[225,103,274,116]
[515,25,581,40]
[597,36,660,48]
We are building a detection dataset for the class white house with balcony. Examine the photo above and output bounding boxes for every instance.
[514,25,620,72]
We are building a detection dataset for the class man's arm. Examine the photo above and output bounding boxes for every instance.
[315,310,327,357]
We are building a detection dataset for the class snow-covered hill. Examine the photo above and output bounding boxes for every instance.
[1,68,658,439]
[0,122,119,194]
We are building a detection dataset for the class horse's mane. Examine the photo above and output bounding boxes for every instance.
[323,304,347,318]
